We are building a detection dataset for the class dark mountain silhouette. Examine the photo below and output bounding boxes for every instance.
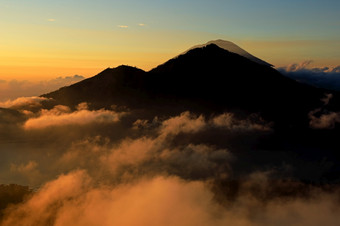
[42,43,340,182]
[43,44,327,128]
[43,66,148,109]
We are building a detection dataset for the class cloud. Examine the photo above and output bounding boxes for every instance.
[10,161,42,186]
[1,171,339,226]
[308,94,340,129]
[159,112,206,137]
[1,96,339,226]
[138,23,146,26]
[282,60,314,72]
[321,93,333,105]
[2,173,223,226]
[118,25,128,28]
[278,62,340,91]
[0,96,48,109]
[0,75,85,102]
[23,103,124,130]
[10,161,38,174]
[308,108,340,129]
[47,19,56,22]
[211,113,271,131]
[158,112,270,139]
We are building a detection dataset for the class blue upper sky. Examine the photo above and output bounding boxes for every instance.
[3,0,338,37]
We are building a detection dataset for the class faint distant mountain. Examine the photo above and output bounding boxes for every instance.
[183,39,273,67]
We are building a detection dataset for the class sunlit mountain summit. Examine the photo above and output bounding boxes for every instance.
[183,39,273,67]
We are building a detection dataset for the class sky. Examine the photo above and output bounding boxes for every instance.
[0,0,339,81]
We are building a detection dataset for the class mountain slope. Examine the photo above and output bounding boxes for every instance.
[44,65,148,108]
[148,44,324,126]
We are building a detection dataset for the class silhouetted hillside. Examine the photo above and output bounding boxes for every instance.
[44,44,326,129]
[44,65,148,109]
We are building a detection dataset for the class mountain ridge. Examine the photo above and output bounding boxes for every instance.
[42,43,328,130]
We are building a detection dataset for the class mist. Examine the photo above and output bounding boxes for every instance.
[0,96,339,225]
[0,75,85,102]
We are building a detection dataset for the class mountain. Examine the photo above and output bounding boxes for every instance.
[38,42,340,182]
[183,39,273,67]
[43,43,325,128]
[43,66,148,109]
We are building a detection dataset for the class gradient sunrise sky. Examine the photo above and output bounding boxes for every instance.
[1,0,339,80]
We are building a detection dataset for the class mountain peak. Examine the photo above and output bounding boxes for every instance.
[184,39,272,67]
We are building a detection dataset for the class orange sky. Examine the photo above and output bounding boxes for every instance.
[1,36,339,81]
[1,0,339,81]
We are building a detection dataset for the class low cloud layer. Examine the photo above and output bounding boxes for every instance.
[278,62,340,91]
[0,97,339,225]
[2,171,339,226]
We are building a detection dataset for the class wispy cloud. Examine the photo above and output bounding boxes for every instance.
[0,96,48,109]
[0,75,85,102]
[118,25,128,28]
[138,23,146,26]
[47,19,56,22]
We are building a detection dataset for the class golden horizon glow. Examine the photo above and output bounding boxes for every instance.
[0,1,339,81]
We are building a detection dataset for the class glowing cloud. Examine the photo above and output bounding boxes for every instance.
[0,96,48,109]
[23,104,124,129]
[118,25,128,28]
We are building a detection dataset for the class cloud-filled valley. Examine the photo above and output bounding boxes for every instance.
[0,95,340,226]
